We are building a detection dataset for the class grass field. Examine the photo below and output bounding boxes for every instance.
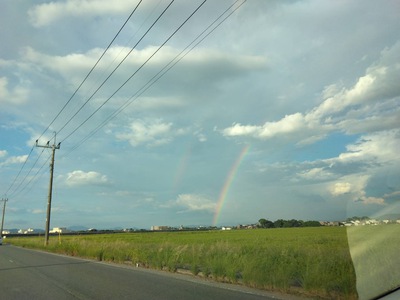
[8,227,358,299]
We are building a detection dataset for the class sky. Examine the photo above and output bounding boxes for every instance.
[1,0,399,230]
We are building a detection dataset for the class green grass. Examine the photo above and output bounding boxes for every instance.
[8,227,357,299]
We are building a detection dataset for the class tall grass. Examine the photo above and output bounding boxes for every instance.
[9,227,357,299]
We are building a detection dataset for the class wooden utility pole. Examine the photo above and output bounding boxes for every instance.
[36,133,60,246]
[1,198,7,236]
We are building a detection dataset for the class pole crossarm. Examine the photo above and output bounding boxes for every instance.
[35,140,61,150]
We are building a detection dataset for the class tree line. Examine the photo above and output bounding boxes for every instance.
[258,218,321,228]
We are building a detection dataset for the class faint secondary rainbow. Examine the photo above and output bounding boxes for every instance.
[172,145,192,191]
[213,144,250,226]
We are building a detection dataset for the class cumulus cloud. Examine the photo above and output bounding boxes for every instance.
[329,174,385,205]
[336,129,400,164]
[297,167,334,181]
[0,150,7,158]
[19,46,265,96]
[0,155,28,166]
[28,0,138,27]
[64,170,108,187]
[115,119,186,147]
[223,112,308,139]
[356,196,385,205]
[175,194,216,213]
[221,42,400,144]
[331,182,352,196]
[289,129,399,206]
[0,76,29,105]
[322,131,399,204]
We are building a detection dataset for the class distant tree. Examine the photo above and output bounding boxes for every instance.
[303,220,321,227]
[258,218,274,228]
[258,218,322,229]
[284,219,302,227]
[274,219,285,228]
[265,220,274,228]
[258,218,267,228]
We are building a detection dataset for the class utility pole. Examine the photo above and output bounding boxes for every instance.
[1,198,8,236]
[36,133,60,246]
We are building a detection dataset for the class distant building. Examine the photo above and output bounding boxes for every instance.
[151,226,170,231]
[18,228,34,234]
[50,227,69,234]
[221,226,232,231]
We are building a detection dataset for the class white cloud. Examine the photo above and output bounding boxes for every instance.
[196,133,207,142]
[28,0,138,27]
[130,96,186,112]
[19,46,266,96]
[336,129,400,164]
[223,112,308,139]
[222,42,400,144]
[331,182,352,196]
[0,76,29,105]
[0,155,28,166]
[0,150,7,158]
[321,130,399,204]
[64,170,108,187]
[329,174,385,205]
[175,194,216,213]
[115,119,185,147]
[297,167,334,181]
[357,196,385,205]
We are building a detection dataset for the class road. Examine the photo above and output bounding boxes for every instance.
[0,244,288,300]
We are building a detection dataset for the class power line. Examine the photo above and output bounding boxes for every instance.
[3,1,145,200]
[60,0,207,145]
[3,0,246,199]
[10,150,51,199]
[56,0,176,138]
[3,145,35,197]
[37,0,144,141]
[7,147,46,198]
[62,0,246,157]
[2,1,144,200]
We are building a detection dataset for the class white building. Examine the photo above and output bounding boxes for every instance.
[50,227,69,233]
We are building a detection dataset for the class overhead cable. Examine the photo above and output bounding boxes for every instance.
[3,145,35,197]
[11,151,51,199]
[62,0,246,157]
[3,1,144,199]
[7,147,46,198]
[37,0,143,141]
[56,0,176,137]
[60,0,208,144]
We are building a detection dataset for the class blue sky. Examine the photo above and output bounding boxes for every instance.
[1,0,399,230]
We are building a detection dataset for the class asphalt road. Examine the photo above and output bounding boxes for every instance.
[0,244,287,300]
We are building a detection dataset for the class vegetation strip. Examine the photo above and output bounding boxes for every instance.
[9,227,359,299]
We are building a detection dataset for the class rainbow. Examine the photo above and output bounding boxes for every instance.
[173,145,192,191]
[213,145,250,226]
